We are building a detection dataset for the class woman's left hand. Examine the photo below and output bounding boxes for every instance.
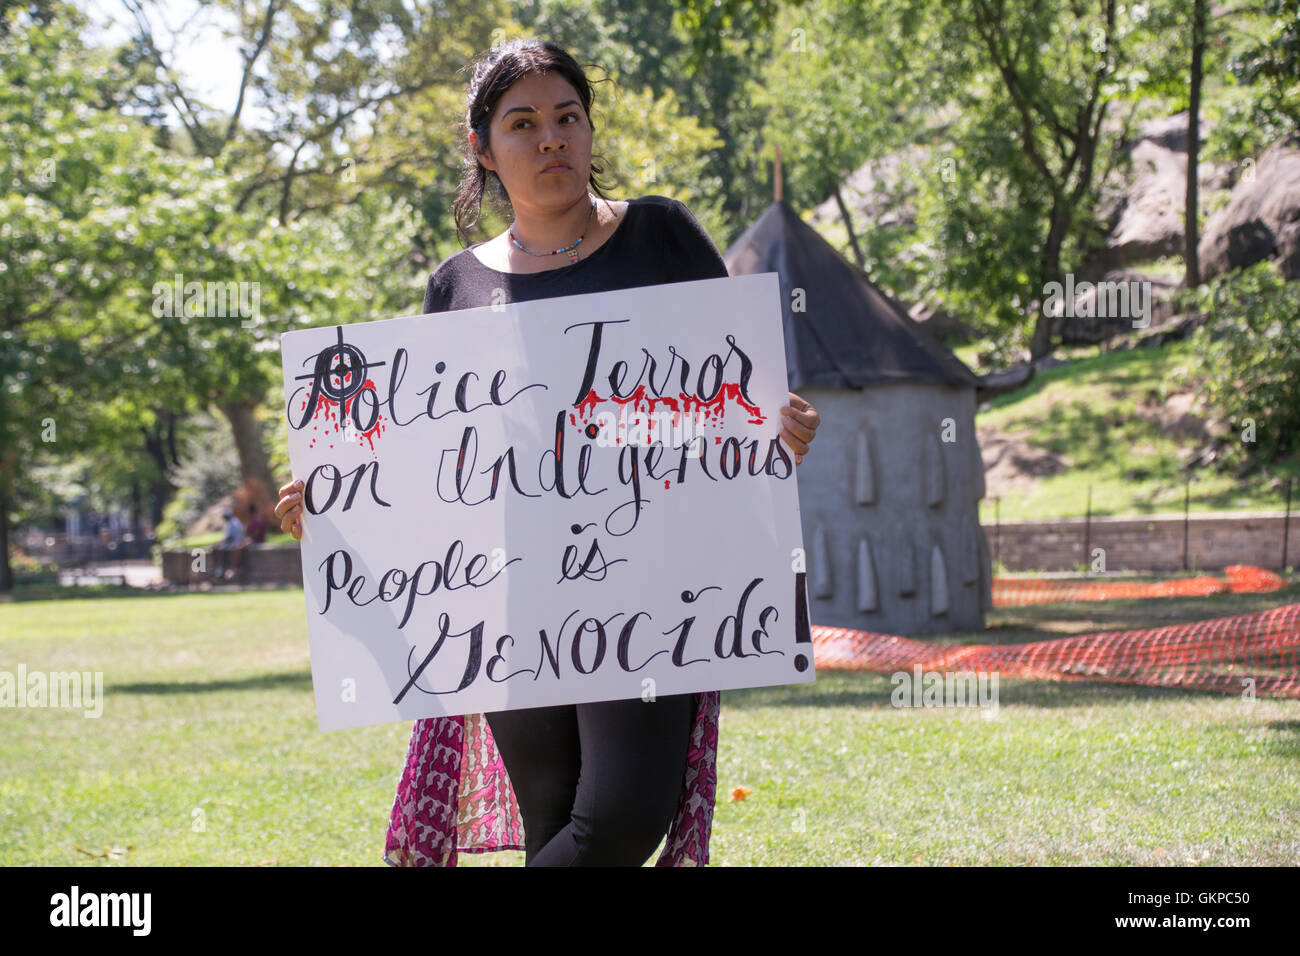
[779,392,821,466]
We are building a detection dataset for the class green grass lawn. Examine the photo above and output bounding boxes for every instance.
[976,339,1300,522]
[2,583,1298,866]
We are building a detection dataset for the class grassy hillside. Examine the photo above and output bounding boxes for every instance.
[975,339,1300,522]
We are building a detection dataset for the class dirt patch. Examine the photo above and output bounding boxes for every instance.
[1132,388,1210,441]
[977,424,1071,499]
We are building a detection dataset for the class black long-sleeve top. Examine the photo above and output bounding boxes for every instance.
[421,194,729,314]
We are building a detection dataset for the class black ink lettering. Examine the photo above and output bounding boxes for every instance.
[746,437,765,476]
[535,609,583,680]
[765,435,793,479]
[384,348,416,426]
[305,461,391,513]
[567,319,628,404]
[394,612,483,702]
[305,463,343,513]
[752,605,783,656]
[720,437,742,479]
[486,446,541,500]
[617,611,666,672]
[454,371,483,413]
[664,586,720,667]
[571,616,617,674]
[350,383,380,431]
[723,334,755,405]
[608,359,631,398]
[715,577,764,659]
[436,427,490,506]
[697,353,723,402]
[604,443,648,536]
[558,523,627,584]
[486,634,537,682]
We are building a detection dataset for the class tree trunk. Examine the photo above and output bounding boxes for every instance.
[833,185,866,268]
[129,477,142,558]
[218,398,276,517]
[0,474,12,592]
[1030,207,1070,359]
[1184,0,1206,288]
[141,409,182,531]
[149,478,169,530]
[0,383,14,591]
[1028,307,1054,360]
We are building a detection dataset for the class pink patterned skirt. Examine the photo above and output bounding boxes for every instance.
[383,690,721,866]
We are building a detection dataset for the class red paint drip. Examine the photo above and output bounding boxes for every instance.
[570,383,765,432]
[307,377,387,453]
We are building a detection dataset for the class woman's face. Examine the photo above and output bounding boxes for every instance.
[475,70,593,215]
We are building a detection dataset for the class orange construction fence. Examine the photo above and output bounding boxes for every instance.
[991,564,1286,606]
[811,566,1299,698]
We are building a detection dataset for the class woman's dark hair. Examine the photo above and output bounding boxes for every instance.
[452,39,615,246]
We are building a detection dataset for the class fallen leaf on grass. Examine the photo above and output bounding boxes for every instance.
[73,845,133,860]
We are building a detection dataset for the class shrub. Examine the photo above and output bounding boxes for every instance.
[1188,261,1300,468]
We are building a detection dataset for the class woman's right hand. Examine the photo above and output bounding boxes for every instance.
[275,479,305,541]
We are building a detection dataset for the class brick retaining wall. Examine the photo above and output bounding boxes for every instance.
[162,544,304,586]
[161,511,1295,585]
[985,511,1293,573]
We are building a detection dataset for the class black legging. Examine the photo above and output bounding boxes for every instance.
[484,692,696,866]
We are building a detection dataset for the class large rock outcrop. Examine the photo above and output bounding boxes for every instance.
[1082,112,1237,277]
[1197,138,1300,280]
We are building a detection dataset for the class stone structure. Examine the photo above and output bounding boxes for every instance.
[724,200,992,635]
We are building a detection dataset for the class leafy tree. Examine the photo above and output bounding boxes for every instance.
[752,0,941,283]
[1185,260,1300,469]
[1227,0,1300,141]
[936,0,1159,357]
[0,3,209,587]
[2,2,427,587]
[95,0,505,493]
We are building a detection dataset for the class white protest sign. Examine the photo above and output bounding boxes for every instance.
[279,272,814,731]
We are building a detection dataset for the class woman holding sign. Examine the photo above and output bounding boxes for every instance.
[275,39,820,866]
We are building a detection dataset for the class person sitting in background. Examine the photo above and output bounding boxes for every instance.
[246,507,267,546]
[212,507,246,580]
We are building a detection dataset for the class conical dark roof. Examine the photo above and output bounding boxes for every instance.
[723,200,980,390]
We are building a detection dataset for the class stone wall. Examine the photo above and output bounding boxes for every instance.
[162,513,1296,588]
[162,544,304,586]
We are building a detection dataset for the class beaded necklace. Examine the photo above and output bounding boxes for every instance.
[508,196,597,263]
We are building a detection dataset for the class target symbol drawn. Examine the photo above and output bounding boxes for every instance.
[316,340,369,406]
[293,325,386,430]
